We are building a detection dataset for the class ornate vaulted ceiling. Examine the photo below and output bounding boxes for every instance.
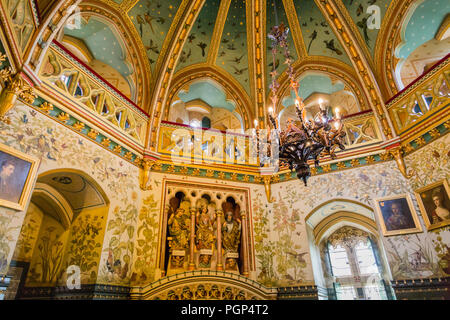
[16,0,448,148]
[83,0,402,119]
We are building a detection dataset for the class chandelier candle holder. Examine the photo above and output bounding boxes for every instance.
[255,22,347,186]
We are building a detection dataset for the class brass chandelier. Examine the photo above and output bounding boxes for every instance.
[255,22,347,186]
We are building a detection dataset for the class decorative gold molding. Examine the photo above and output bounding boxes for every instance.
[333,0,374,69]
[263,175,273,203]
[375,0,415,97]
[0,71,36,122]
[147,0,205,151]
[389,146,414,179]
[139,158,155,190]
[281,0,307,59]
[206,0,232,65]
[315,0,396,140]
[24,0,81,73]
[73,2,152,108]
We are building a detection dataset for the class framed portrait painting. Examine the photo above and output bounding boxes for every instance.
[0,143,39,211]
[374,194,423,236]
[414,179,450,230]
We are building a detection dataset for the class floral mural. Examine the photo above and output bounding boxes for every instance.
[97,201,138,285]
[62,213,105,284]
[130,193,161,285]
[12,202,43,262]
[26,215,68,286]
[0,103,140,286]
[254,133,450,284]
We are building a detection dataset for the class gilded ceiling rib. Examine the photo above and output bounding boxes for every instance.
[374,0,414,98]
[22,0,81,81]
[146,0,205,151]
[281,0,307,58]
[333,0,375,70]
[206,0,232,65]
[75,2,151,109]
[0,1,22,69]
[245,0,256,106]
[315,0,396,141]
[153,0,191,84]
[248,0,267,127]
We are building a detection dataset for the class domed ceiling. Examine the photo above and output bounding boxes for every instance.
[69,0,426,117]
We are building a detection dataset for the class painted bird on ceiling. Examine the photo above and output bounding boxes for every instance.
[307,30,318,53]
[188,33,196,43]
[268,59,279,70]
[144,13,156,34]
[356,4,364,16]
[197,42,207,57]
[146,39,159,54]
[357,17,370,43]
[179,48,192,63]
[324,39,343,55]
[136,15,144,37]
[232,66,248,75]
[229,54,244,64]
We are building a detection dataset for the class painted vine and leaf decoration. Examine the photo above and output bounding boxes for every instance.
[131,194,160,284]
[66,214,103,282]
[28,226,66,285]
[101,203,138,283]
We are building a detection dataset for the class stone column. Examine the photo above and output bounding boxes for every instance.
[216,209,223,271]
[188,207,196,270]
[240,211,249,277]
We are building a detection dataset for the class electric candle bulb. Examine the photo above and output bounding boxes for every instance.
[335,107,341,119]
[318,98,325,111]
[254,119,258,127]
[268,106,274,114]
[334,121,340,130]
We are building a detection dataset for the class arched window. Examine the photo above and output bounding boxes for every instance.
[324,226,388,300]
[201,117,211,129]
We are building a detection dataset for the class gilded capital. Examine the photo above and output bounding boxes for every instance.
[0,71,36,122]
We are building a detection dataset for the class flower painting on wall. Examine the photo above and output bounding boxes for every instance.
[415,179,450,230]
[374,194,423,236]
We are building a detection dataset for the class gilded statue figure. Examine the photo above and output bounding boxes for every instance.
[196,207,215,250]
[168,208,190,249]
[222,211,241,253]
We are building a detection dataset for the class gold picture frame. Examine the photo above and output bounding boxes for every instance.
[414,179,450,230]
[373,194,423,236]
[0,143,40,211]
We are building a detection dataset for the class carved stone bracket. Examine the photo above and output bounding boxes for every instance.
[0,70,36,123]
[139,158,156,190]
[263,176,273,203]
[388,146,414,179]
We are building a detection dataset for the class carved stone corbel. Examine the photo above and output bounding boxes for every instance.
[0,69,36,123]
[139,158,156,190]
[389,146,414,179]
[263,176,274,203]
